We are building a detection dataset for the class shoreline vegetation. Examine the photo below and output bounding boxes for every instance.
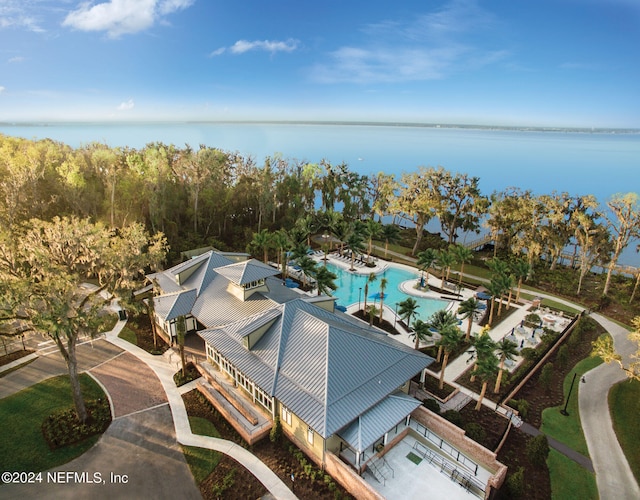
[1,120,639,134]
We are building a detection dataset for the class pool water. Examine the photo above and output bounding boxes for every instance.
[325,263,450,323]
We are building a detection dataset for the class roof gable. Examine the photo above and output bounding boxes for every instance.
[216,259,280,286]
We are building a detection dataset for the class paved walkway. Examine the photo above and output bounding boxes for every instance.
[372,244,640,497]
[0,314,297,500]
[102,319,298,500]
[579,313,640,500]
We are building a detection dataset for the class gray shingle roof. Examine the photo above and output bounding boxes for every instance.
[197,298,433,439]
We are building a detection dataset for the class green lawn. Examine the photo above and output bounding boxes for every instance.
[0,374,108,472]
[541,355,603,456]
[548,449,598,500]
[181,416,222,484]
[609,378,640,486]
[118,326,138,345]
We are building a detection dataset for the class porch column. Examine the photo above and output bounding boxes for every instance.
[383,432,388,446]
[420,369,426,384]
[406,415,411,426]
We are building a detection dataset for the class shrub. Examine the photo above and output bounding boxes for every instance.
[270,415,282,443]
[423,398,441,414]
[510,398,530,419]
[556,345,569,369]
[441,409,463,427]
[520,347,537,361]
[524,313,541,328]
[526,434,550,467]
[506,466,525,497]
[539,363,554,392]
[464,422,486,443]
[42,398,112,450]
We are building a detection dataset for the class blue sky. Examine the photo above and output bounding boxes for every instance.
[1,0,639,127]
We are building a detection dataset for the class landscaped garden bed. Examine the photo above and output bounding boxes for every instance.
[182,389,353,499]
[126,314,170,355]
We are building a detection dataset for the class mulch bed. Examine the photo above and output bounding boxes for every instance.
[127,314,170,355]
[183,390,354,500]
[492,316,605,498]
[352,309,401,334]
[0,348,34,367]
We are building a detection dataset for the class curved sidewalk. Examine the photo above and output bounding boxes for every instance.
[372,244,640,497]
[579,314,640,500]
[103,320,298,500]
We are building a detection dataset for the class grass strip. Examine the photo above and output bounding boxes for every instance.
[182,416,222,484]
[541,354,603,456]
[609,378,640,486]
[548,449,598,500]
[0,374,107,472]
[117,326,138,345]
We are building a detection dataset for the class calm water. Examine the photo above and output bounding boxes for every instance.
[2,121,638,264]
[325,262,450,322]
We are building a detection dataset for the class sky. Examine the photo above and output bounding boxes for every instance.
[1,0,639,127]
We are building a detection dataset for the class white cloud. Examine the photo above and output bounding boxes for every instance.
[310,0,506,84]
[117,98,135,110]
[62,0,194,38]
[8,56,25,63]
[211,39,299,57]
[0,86,5,94]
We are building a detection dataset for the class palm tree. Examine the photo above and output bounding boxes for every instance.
[436,248,455,289]
[494,337,518,393]
[249,228,273,263]
[410,319,433,350]
[486,278,506,327]
[314,266,337,296]
[365,219,382,263]
[345,231,366,271]
[380,224,401,258]
[416,248,437,288]
[426,309,459,362]
[457,297,481,342]
[332,219,351,256]
[176,315,187,377]
[273,228,291,278]
[510,258,531,303]
[437,325,463,389]
[147,279,160,349]
[363,272,377,313]
[451,244,474,285]
[295,213,318,248]
[473,354,499,410]
[398,297,420,330]
[378,278,388,323]
[297,254,317,288]
[469,329,495,382]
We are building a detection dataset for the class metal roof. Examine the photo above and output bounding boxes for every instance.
[197,298,433,439]
[337,392,422,452]
[154,288,197,322]
[215,259,280,286]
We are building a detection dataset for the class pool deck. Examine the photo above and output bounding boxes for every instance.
[313,252,572,411]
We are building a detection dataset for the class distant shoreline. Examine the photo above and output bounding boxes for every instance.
[1,120,639,135]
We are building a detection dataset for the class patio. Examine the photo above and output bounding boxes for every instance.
[361,431,492,499]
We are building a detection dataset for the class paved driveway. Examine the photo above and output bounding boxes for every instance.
[1,341,201,500]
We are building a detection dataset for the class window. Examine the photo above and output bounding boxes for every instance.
[255,387,273,412]
[282,406,292,426]
[307,426,314,445]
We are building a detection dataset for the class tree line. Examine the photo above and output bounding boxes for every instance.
[1,133,639,297]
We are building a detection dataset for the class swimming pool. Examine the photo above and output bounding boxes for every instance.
[325,263,450,323]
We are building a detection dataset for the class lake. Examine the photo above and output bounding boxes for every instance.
[2,121,638,265]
